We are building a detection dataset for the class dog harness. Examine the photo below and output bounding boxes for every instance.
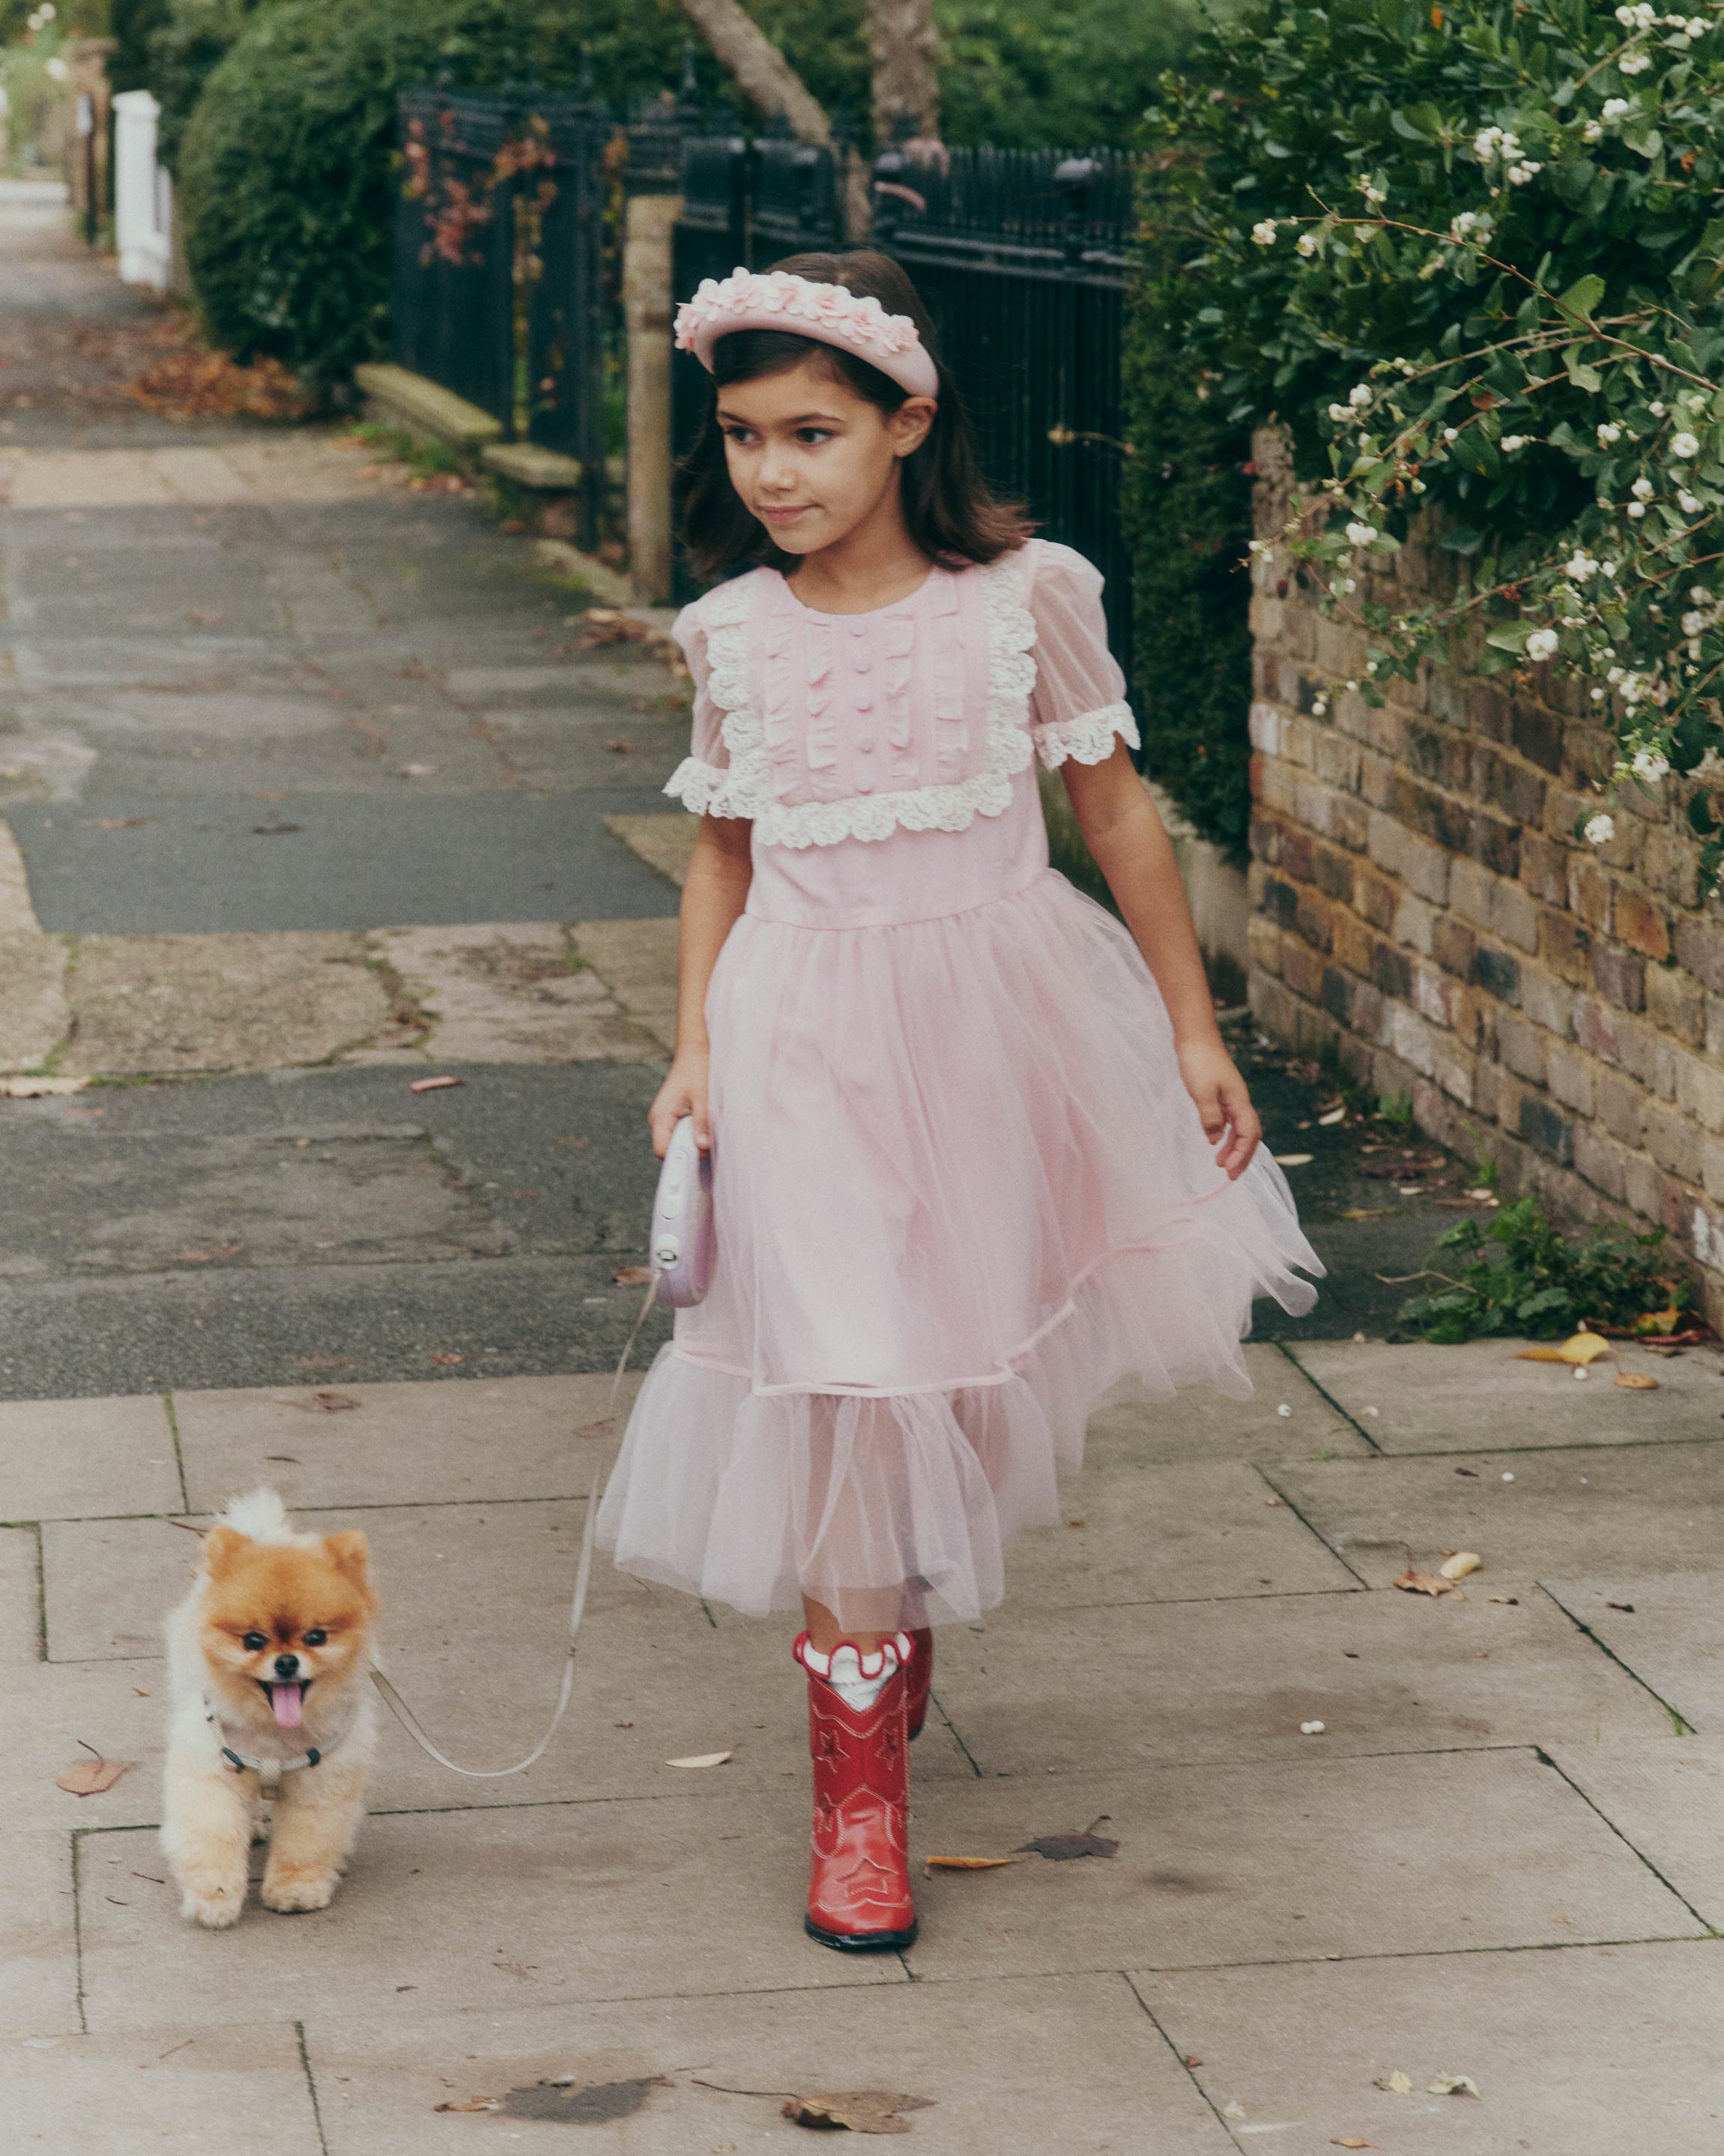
[202,1694,355,1777]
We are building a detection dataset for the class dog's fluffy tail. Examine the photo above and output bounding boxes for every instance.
[216,1487,312,1547]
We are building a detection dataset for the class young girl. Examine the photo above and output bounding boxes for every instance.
[596,250,1319,1953]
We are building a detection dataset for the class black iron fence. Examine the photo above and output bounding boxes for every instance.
[668,130,1137,704]
[393,85,619,546]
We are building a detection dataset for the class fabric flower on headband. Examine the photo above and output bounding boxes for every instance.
[674,270,939,399]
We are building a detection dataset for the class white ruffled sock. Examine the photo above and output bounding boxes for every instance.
[802,1630,913,1713]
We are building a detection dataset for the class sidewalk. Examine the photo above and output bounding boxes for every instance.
[9,1332,1724,2152]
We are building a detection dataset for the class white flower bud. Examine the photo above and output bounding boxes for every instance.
[1632,748,1671,781]
[1349,384,1373,408]
[1602,97,1631,121]
[1632,477,1655,498]
[1526,628,1560,661]
[1296,232,1319,258]
[1584,812,1616,844]
[1597,422,1621,444]
[1672,431,1699,457]
[1252,220,1279,246]
[1345,521,1379,545]
[1680,491,1703,514]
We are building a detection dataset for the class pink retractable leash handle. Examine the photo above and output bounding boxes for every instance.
[650,1114,716,1307]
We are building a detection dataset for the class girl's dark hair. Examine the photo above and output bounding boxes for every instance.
[678,249,1030,583]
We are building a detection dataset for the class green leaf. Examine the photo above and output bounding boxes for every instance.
[1555,274,1606,323]
[1486,620,1534,652]
[1562,345,1603,393]
[1690,791,1719,837]
[1439,525,1485,555]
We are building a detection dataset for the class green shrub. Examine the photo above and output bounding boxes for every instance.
[1397,1197,1693,1343]
[1144,0,1724,882]
[1122,221,1254,854]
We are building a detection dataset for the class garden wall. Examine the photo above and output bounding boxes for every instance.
[1244,428,1724,1329]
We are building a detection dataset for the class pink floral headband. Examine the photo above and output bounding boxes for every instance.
[673,269,939,400]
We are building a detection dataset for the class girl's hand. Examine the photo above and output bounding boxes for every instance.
[649,1048,712,1159]
[1177,1039,1261,1180]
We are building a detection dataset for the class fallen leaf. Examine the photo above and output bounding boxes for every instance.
[430,1351,465,1366]
[1221,2100,1247,2121]
[1606,1600,1636,1613]
[1393,1563,1456,1599]
[1516,1331,1612,1365]
[1427,2074,1481,2098]
[1439,1551,1482,1580]
[1016,1814,1119,1861]
[1,1075,88,1099]
[57,1742,133,1796]
[614,1265,653,1286]
[1340,1207,1391,1219]
[408,1075,463,1093]
[1333,2140,1374,2149]
[1489,1595,1519,1604]
[1615,1371,1660,1391]
[666,1751,733,1769]
[433,2098,500,2113]
[504,2078,665,2123]
[575,1418,615,1437]
[924,1855,1023,1872]
[782,2091,934,2134]
[80,815,153,829]
[1375,2070,1415,2095]
[282,1391,358,1413]
[1274,1153,1313,1166]
[1318,1106,1347,1126]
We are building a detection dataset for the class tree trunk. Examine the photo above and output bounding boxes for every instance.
[677,0,835,145]
[867,0,940,143]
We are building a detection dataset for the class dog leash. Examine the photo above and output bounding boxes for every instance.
[367,1464,600,1779]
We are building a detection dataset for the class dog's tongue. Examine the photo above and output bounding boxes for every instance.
[270,1682,305,1730]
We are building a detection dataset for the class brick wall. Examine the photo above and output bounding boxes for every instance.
[1245,426,1724,1327]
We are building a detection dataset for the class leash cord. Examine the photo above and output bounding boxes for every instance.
[368,1464,600,1779]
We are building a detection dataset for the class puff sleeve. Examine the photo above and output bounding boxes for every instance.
[1023,540,1141,770]
[662,601,732,814]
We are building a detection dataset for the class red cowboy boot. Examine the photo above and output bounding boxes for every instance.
[794,1630,917,1951]
[905,1628,933,1741]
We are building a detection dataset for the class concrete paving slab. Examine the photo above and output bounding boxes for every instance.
[63,931,390,1075]
[80,1796,907,2032]
[0,1657,165,1831]
[0,1831,79,2035]
[1546,1733,1724,1927]
[0,1392,178,1518]
[933,1582,1668,1775]
[372,923,658,1063]
[1290,1335,1724,1452]
[1083,1344,1371,1465]
[175,1374,634,1511]
[1008,1451,1358,1609]
[40,1503,976,1811]
[570,915,680,1051]
[1135,1939,1724,2156]
[0,930,67,1074]
[308,1971,1232,2155]
[0,818,43,934]
[0,2023,324,2152]
[1541,1572,1724,1728]
[0,1524,40,1662]
[9,795,686,935]
[602,810,695,890]
[897,1751,1701,1984]
[1269,1439,1724,1589]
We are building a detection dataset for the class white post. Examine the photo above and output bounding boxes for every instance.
[113,89,171,291]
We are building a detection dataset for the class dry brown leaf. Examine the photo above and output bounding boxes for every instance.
[614,1265,654,1286]
[924,1855,1022,1872]
[1333,2140,1375,2149]
[1615,1371,1660,1390]
[433,2098,501,2113]
[1427,2074,1481,2098]
[1318,1106,1347,1126]
[1607,1599,1636,1612]
[1274,1152,1314,1166]
[1375,2070,1415,2095]
[57,1744,133,1796]
[1439,1551,1482,1580]
[1016,1814,1119,1861]
[408,1075,463,1093]
[1516,1331,1612,1365]
[782,2091,935,2134]
[1394,1565,1455,1598]
[666,1751,732,1769]
[283,1391,358,1413]
[429,1351,465,1366]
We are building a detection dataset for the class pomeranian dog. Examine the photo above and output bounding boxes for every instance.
[162,1488,379,1928]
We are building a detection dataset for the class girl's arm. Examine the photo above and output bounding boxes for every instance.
[647,813,753,1158]
[1061,748,1262,1180]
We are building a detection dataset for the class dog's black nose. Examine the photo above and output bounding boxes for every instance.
[273,1653,300,1680]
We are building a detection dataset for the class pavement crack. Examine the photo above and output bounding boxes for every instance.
[1249,1462,1373,1587]
[1274,1339,1382,1452]
[295,2020,332,2155]
[1122,1972,1244,2145]
[160,1392,189,1514]
[1535,1580,1699,1735]
[1534,1744,1719,1935]
[70,1829,88,2033]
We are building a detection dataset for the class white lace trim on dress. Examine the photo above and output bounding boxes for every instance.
[662,559,1038,847]
[1032,700,1140,770]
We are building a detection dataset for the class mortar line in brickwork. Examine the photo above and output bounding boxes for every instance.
[1271,1338,1382,1455]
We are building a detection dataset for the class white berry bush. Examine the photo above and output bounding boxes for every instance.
[1145,0,1724,884]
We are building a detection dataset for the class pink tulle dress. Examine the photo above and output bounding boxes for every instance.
[596,539,1322,1630]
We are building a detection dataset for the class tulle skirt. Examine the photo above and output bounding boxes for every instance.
[597,867,1321,1628]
